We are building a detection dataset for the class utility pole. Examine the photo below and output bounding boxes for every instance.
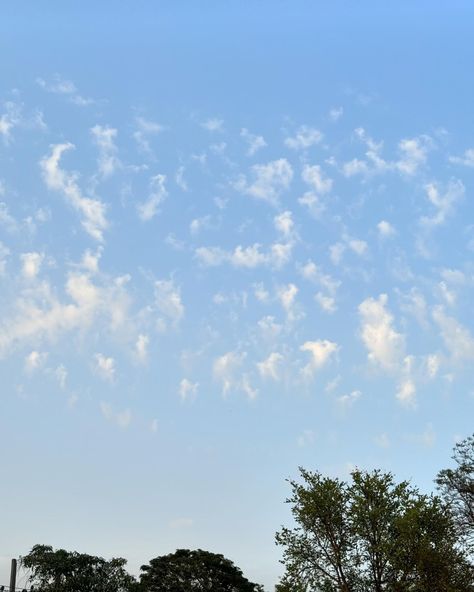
[9,558,17,592]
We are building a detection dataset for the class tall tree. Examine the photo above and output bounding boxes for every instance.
[276,468,473,592]
[140,548,263,592]
[436,434,474,551]
[21,544,139,592]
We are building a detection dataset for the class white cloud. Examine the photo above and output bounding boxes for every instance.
[342,158,370,177]
[154,279,184,328]
[254,283,270,303]
[135,334,149,363]
[241,374,258,400]
[175,166,188,191]
[257,316,282,341]
[358,294,405,371]
[449,148,474,167]
[55,364,68,389]
[377,220,396,238]
[138,174,168,221]
[80,249,101,274]
[0,272,131,357]
[343,132,431,178]
[408,423,436,448]
[329,107,343,122]
[440,268,466,285]
[190,215,211,235]
[438,281,456,306]
[299,164,333,217]
[257,352,284,381]
[396,136,432,176]
[277,283,300,322]
[394,356,418,408]
[90,125,120,177]
[231,244,268,268]
[396,377,416,408]
[133,116,164,153]
[424,353,441,380]
[347,237,368,256]
[399,288,429,328]
[315,292,337,314]
[329,242,346,265]
[298,191,325,218]
[329,235,367,264]
[300,340,339,379]
[0,102,21,143]
[37,75,94,106]
[201,118,224,132]
[235,159,293,206]
[432,306,474,361]
[240,128,267,156]
[342,128,388,177]
[213,350,246,396]
[100,402,131,428]
[24,350,48,372]
[0,201,17,232]
[195,242,293,269]
[94,353,116,382]
[285,126,323,150]
[270,242,294,268]
[421,179,464,228]
[21,252,44,279]
[274,210,294,238]
[302,164,333,194]
[337,389,362,410]
[40,143,108,241]
[178,378,199,402]
[299,260,340,295]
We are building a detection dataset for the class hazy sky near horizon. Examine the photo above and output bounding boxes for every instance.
[1,2,474,589]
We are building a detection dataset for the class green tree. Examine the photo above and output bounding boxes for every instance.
[139,548,263,592]
[21,544,139,592]
[436,433,474,550]
[276,468,473,592]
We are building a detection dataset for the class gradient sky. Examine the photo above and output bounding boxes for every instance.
[1,3,474,589]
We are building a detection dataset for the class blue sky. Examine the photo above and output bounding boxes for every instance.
[1,2,474,589]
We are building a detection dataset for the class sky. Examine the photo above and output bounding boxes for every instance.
[1,2,474,589]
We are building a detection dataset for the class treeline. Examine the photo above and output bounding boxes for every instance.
[20,434,474,591]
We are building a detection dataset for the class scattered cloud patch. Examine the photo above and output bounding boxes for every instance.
[358,294,405,371]
[40,143,108,241]
[300,339,339,379]
[178,378,199,402]
[234,159,293,206]
[240,128,266,156]
[137,174,168,221]
[285,126,323,150]
[94,353,116,382]
[91,125,120,177]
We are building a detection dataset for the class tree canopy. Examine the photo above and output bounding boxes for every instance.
[436,433,474,552]
[276,468,473,592]
[21,544,139,592]
[139,548,263,592]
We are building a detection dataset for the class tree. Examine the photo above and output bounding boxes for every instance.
[139,548,263,592]
[275,468,473,592]
[436,434,474,550]
[21,544,139,592]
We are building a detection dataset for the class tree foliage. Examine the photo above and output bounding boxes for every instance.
[21,544,139,592]
[436,433,474,551]
[276,468,473,592]
[139,548,263,592]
